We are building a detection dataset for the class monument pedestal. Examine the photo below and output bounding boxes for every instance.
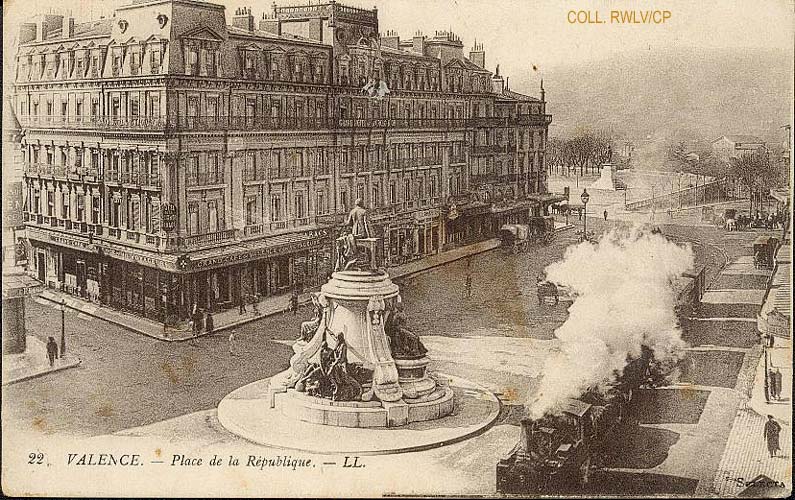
[266,268,453,428]
[590,162,617,191]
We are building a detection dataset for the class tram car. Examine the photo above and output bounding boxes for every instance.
[496,351,652,494]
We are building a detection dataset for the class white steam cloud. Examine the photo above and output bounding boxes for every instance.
[529,225,694,419]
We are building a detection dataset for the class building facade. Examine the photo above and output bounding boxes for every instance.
[711,134,766,162]
[13,0,552,325]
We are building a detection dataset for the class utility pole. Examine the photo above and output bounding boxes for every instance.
[60,299,66,355]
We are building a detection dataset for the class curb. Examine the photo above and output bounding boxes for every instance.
[2,357,82,386]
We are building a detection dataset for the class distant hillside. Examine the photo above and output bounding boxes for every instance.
[515,47,793,145]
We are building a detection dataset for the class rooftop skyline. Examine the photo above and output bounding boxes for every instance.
[5,0,793,92]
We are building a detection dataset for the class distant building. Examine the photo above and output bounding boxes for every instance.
[711,135,766,162]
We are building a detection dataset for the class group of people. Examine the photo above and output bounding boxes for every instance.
[729,211,787,232]
[189,305,214,339]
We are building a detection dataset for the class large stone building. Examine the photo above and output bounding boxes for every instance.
[12,0,552,325]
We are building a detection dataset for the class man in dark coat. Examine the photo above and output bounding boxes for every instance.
[290,290,300,315]
[774,368,783,400]
[763,415,781,457]
[769,368,779,400]
[46,337,59,367]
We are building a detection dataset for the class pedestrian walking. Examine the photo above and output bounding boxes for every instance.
[774,368,783,400]
[205,311,214,335]
[603,209,608,221]
[769,368,779,400]
[228,332,236,356]
[763,415,782,457]
[191,305,202,344]
[464,273,472,299]
[238,293,246,315]
[290,290,300,315]
[251,295,260,316]
[46,336,59,367]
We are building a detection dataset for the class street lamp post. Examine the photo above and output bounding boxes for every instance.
[764,341,770,402]
[581,189,590,241]
[60,299,66,356]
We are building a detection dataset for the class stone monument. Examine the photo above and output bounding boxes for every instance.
[267,200,453,427]
[590,145,618,191]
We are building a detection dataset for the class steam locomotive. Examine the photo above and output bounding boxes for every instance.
[496,349,652,494]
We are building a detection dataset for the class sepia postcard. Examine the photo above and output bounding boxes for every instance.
[2,0,793,497]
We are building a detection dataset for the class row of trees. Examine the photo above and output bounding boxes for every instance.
[667,141,784,213]
[547,131,617,176]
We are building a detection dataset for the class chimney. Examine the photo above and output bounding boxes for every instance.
[259,14,279,35]
[232,7,255,32]
[412,31,425,55]
[65,16,75,38]
[469,41,485,68]
[19,23,38,43]
[540,78,545,102]
[492,64,504,94]
[38,14,64,41]
[381,30,399,50]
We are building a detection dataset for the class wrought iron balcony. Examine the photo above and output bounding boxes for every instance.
[20,115,166,131]
[511,114,553,126]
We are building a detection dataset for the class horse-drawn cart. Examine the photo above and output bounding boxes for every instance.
[499,224,530,253]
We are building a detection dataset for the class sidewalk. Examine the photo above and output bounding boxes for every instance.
[2,336,81,385]
[35,237,511,342]
[747,340,792,424]
[712,408,791,497]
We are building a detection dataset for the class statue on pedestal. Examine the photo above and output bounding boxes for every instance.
[335,198,378,272]
[385,296,427,359]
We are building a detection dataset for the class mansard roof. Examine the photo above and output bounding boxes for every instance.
[501,89,540,102]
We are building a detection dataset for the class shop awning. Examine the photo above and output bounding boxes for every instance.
[526,193,568,205]
[184,227,332,272]
[2,272,45,299]
[491,200,533,214]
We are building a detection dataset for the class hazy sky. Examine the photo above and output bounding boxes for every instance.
[4,0,794,92]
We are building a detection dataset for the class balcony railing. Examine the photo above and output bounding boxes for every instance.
[18,114,490,133]
[20,115,166,131]
[243,224,266,237]
[180,229,237,249]
[186,172,222,187]
[472,145,509,155]
[512,114,553,126]
[467,114,553,128]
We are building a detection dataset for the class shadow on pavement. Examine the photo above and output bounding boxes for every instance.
[600,425,680,469]
[680,318,761,348]
[679,351,746,388]
[632,388,710,425]
[696,303,762,319]
[585,470,699,496]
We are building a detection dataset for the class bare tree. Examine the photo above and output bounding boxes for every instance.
[729,148,776,213]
